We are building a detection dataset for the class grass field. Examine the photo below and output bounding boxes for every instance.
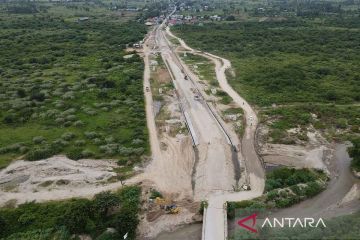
[0,1,148,168]
[174,2,360,143]
[181,53,217,86]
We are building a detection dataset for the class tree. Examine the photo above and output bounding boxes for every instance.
[17,88,26,98]
[59,199,93,233]
[30,91,45,102]
[93,191,120,219]
[110,208,139,240]
[226,15,236,21]
[349,138,360,171]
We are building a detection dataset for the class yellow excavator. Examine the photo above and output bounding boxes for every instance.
[165,204,180,214]
[155,197,180,214]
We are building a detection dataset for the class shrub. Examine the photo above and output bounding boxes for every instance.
[85,131,99,139]
[118,146,134,156]
[74,140,86,146]
[133,147,144,155]
[110,208,139,240]
[52,139,69,147]
[93,191,121,218]
[290,185,305,196]
[55,117,65,124]
[265,168,322,191]
[61,132,76,141]
[304,181,323,197]
[19,146,29,154]
[149,190,162,199]
[3,114,16,124]
[105,137,115,144]
[0,147,11,154]
[73,120,85,127]
[285,169,317,186]
[226,15,236,21]
[64,121,72,127]
[81,150,94,158]
[26,147,54,161]
[349,137,360,172]
[275,198,291,208]
[58,199,94,233]
[336,118,347,129]
[62,92,75,100]
[30,92,45,102]
[16,88,26,98]
[132,139,143,145]
[93,138,103,145]
[221,95,232,105]
[32,136,45,144]
[65,115,76,121]
[66,148,83,160]
[100,144,119,155]
[266,190,278,201]
[265,178,282,192]
[199,201,208,215]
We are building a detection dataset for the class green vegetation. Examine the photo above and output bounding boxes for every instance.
[0,186,141,240]
[349,137,360,172]
[223,107,243,115]
[222,107,245,138]
[175,0,360,144]
[149,189,163,199]
[182,53,217,86]
[265,167,327,191]
[263,104,360,143]
[0,1,149,168]
[199,200,209,215]
[227,167,327,218]
[175,19,360,105]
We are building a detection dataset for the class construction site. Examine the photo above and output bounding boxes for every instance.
[1,4,360,240]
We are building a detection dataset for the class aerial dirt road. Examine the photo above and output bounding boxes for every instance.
[164,26,265,240]
[140,28,195,198]
[154,24,238,201]
[166,25,360,240]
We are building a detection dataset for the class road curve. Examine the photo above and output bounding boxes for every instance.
[157,25,236,199]
[165,27,265,240]
[166,26,360,240]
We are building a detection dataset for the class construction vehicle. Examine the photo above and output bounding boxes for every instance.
[154,198,180,214]
[165,204,180,214]
[155,197,167,205]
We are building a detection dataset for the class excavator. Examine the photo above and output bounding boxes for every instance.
[155,197,180,214]
[165,204,180,214]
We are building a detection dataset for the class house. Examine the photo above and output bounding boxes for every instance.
[77,17,89,22]
[210,15,222,21]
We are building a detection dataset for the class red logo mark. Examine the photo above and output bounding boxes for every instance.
[237,213,258,233]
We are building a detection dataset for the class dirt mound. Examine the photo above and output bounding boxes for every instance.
[147,210,163,222]
[0,156,120,206]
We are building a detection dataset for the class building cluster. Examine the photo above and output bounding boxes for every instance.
[178,3,210,12]
[145,15,166,26]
